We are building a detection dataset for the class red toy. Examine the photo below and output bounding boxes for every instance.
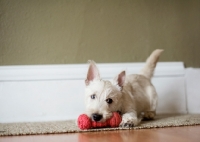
[77,112,122,130]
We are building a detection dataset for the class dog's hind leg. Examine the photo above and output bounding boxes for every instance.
[143,86,158,120]
[143,98,157,120]
[143,111,156,120]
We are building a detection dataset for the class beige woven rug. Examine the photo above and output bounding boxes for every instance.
[1,114,200,136]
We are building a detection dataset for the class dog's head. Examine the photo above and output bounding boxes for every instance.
[84,60,125,122]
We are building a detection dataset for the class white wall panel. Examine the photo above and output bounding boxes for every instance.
[0,62,188,123]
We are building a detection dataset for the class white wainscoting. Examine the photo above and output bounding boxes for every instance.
[0,62,190,123]
[185,68,200,114]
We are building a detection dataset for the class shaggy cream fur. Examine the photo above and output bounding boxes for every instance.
[84,49,163,127]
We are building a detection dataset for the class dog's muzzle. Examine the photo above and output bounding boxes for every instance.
[92,113,102,121]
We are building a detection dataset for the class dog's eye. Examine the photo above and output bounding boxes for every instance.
[91,94,96,99]
[106,98,113,104]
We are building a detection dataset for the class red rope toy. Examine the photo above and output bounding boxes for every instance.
[77,112,122,130]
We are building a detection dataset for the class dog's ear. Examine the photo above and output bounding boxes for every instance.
[114,71,126,89]
[85,60,100,86]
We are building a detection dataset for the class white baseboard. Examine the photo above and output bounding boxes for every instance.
[0,62,191,123]
[185,68,200,114]
[0,62,184,81]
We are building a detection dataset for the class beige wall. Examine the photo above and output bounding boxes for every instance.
[0,0,200,67]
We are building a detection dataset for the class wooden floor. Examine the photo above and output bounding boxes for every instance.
[0,126,200,142]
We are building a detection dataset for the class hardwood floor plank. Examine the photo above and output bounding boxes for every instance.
[0,126,200,142]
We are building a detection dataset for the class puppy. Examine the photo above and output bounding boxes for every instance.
[84,49,163,127]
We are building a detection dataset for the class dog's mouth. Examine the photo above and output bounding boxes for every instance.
[90,112,115,122]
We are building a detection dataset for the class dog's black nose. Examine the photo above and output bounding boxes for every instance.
[92,113,102,121]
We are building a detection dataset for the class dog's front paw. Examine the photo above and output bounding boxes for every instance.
[119,117,138,128]
[120,121,135,128]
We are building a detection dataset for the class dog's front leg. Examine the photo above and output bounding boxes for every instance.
[120,111,140,128]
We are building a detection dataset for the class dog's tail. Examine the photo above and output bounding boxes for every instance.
[139,49,163,79]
